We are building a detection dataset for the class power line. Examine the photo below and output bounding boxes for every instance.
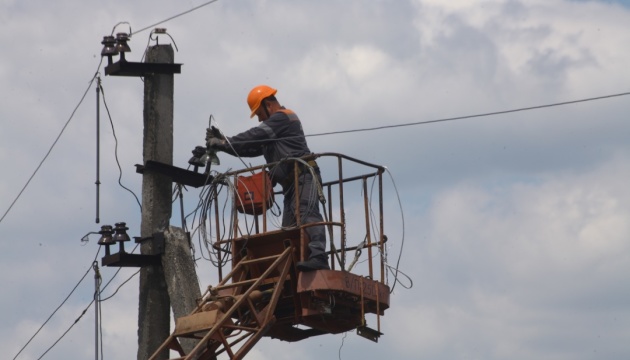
[220,90,630,147]
[7,2,223,356]
[11,248,101,360]
[3,70,627,227]
[132,0,221,36]
[0,60,104,226]
[306,91,630,138]
[36,299,96,360]
[12,244,143,360]
[1,0,225,226]
[100,269,141,302]
[3,0,624,227]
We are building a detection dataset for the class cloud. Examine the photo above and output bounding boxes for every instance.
[387,153,630,360]
[1,0,630,359]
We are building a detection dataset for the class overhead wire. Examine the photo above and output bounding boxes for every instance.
[8,1,227,357]
[1,0,226,226]
[13,242,141,360]
[99,243,140,295]
[223,90,630,147]
[4,0,626,352]
[7,87,617,348]
[1,0,625,227]
[11,247,102,360]
[36,299,96,360]
[42,249,141,360]
[185,93,623,277]
[0,59,104,226]
[100,269,141,302]
[131,0,221,36]
[307,91,630,138]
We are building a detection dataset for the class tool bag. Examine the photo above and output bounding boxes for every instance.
[235,171,274,215]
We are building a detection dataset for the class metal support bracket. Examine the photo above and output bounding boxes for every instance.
[136,161,214,188]
[101,232,165,267]
[356,325,383,343]
[105,60,182,77]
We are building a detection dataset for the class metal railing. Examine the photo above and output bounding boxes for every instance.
[209,152,388,284]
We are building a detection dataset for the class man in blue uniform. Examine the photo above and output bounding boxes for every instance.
[207,85,329,272]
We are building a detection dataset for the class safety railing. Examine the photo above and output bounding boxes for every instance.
[207,152,388,284]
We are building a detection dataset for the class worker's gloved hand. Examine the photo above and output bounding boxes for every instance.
[205,128,214,142]
[205,126,225,142]
[206,137,225,149]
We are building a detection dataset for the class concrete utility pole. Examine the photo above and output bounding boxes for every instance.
[135,44,202,360]
[138,44,175,360]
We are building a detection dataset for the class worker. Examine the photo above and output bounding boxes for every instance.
[206,85,329,272]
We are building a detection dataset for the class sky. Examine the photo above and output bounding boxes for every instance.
[1,0,630,359]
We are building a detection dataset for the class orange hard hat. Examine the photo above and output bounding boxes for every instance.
[247,85,277,118]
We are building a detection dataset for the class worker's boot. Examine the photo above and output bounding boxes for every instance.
[297,256,330,272]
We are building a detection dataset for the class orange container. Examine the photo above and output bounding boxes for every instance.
[235,171,274,215]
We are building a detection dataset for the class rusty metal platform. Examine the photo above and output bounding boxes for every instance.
[149,153,392,359]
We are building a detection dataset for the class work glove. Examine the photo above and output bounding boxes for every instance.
[206,137,225,149]
[205,126,225,142]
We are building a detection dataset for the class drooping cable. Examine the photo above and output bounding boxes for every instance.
[198,174,237,267]
[338,331,348,360]
[383,167,409,293]
[346,173,386,273]
[385,263,413,290]
[182,167,235,268]
[98,82,143,212]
